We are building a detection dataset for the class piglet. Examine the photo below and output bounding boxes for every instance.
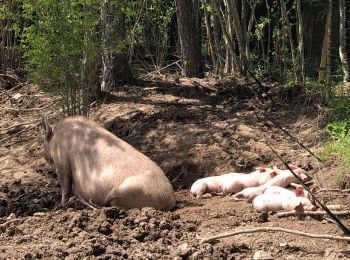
[190,172,244,198]
[231,165,311,201]
[190,167,276,198]
[219,168,278,195]
[252,191,316,212]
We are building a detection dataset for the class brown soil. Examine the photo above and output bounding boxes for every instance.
[1,74,349,259]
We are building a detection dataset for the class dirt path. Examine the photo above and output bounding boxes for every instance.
[1,76,349,259]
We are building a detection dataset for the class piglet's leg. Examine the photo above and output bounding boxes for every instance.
[55,166,72,205]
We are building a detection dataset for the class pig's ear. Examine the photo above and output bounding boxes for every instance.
[41,113,53,139]
[269,171,277,178]
[294,187,303,197]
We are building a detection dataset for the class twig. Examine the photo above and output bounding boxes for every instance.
[0,123,39,144]
[0,121,37,132]
[276,210,350,218]
[141,60,181,78]
[198,227,350,244]
[315,188,350,193]
[0,218,27,231]
[1,100,57,112]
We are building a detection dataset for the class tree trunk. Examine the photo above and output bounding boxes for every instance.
[339,0,349,82]
[211,0,241,74]
[175,0,203,78]
[326,0,333,101]
[212,8,224,76]
[101,0,133,91]
[318,4,332,82]
[280,0,297,82]
[265,0,271,76]
[296,0,305,85]
[203,0,218,73]
[226,0,249,74]
[246,1,257,62]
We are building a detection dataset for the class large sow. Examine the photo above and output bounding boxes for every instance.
[41,114,175,210]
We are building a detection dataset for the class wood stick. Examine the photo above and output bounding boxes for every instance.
[276,210,350,218]
[315,188,350,193]
[0,123,39,144]
[199,227,350,244]
[0,121,37,132]
[0,100,57,112]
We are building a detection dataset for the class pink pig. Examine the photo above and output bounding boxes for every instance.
[231,165,311,201]
[190,167,277,198]
[190,172,244,198]
[219,168,278,195]
[252,186,316,212]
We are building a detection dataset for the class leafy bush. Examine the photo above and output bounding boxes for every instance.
[320,97,350,188]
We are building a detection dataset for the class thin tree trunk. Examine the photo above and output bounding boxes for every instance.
[101,0,133,91]
[246,1,257,62]
[318,4,332,82]
[211,0,242,74]
[265,0,271,75]
[175,0,203,77]
[296,0,305,85]
[326,0,333,101]
[212,9,224,76]
[203,0,218,73]
[226,0,249,74]
[280,0,297,81]
[339,0,349,82]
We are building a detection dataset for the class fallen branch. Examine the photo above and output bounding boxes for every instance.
[141,60,181,78]
[1,100,58,112]
[0,218,27,232]
[315,188,350,193]
[198,227,350,244]
[0,123,39,144]
[0,121,37,133]
[276,210,350,218]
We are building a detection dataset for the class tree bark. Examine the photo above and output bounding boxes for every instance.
[211,0,241,74]
[226,0,249,74]
[326,0,333,101]
[339,0,349,82]
[175,0,203,78]
[101,0,133,91]
[203,0,218,73]
[296,0,305,85]
[280,0,297,82]
[318,3,331,83]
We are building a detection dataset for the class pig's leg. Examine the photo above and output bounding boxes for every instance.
[55,166,72,205]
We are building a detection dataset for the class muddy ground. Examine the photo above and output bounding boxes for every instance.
[1,74,350,259]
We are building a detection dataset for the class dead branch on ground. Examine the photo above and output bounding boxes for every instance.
[198,227,350,244]
[276,210,350,218]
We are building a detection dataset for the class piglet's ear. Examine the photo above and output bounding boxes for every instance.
[294,187,303,197]
[41,113,53,139]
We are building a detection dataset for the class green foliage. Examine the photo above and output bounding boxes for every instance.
[326,121,350,140]
[21,0,101,115]
[125,0,175,69]
[320,97,350,187]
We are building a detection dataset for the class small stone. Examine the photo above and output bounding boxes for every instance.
[177,243,190,257]
[279,242,288,248]
[12,93,22,100]
[33,212,46,217]
[253,250,273,260]
[189,251,202,260]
